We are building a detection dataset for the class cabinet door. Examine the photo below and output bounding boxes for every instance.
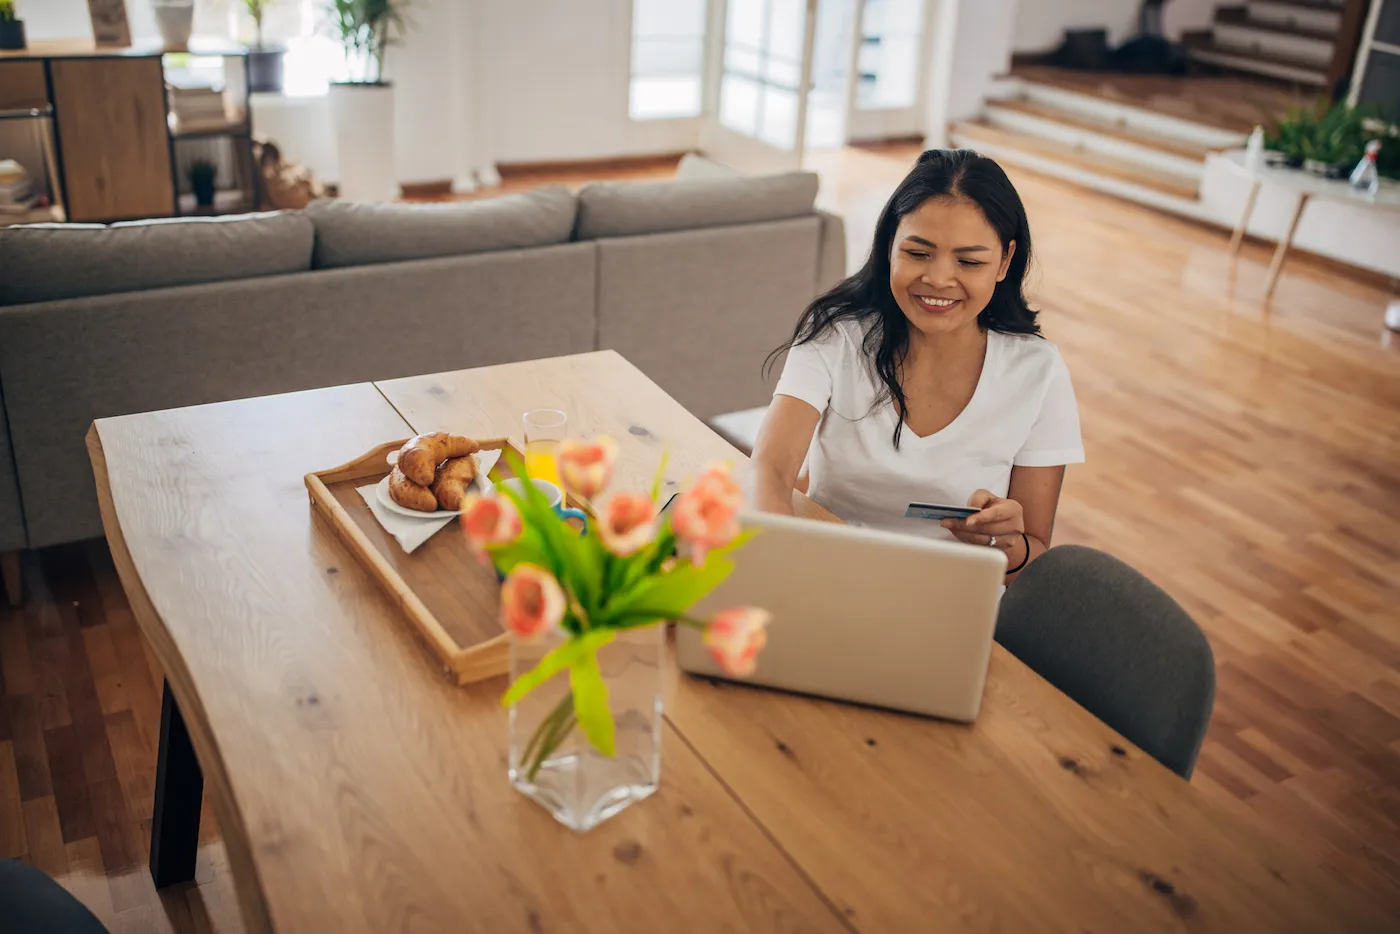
[0,61,49,111]
[50,57,174,222]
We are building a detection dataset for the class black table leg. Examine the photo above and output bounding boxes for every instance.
[150,679,203,887]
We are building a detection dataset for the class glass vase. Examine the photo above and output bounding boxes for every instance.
[508,625,663,832]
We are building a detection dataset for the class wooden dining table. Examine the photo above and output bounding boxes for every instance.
[86,350,1392,933]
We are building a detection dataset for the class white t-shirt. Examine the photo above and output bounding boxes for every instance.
[774,320,1084,541]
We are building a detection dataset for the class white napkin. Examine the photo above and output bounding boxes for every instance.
[355,448,502,554]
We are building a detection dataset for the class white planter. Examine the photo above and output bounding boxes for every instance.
[151,1,194,52]
[329,83,397,202]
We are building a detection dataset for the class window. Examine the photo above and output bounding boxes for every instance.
[630,0,708,120]
[719,0,805,149]
[857,0,926,110]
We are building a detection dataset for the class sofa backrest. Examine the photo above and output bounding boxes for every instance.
[594,214,824,421]
[306,185,578,268]
[0,211,315,306]
[0,243,597,547]
[573,170,819,240]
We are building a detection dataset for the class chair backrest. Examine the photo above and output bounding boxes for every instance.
[996,545,1215,778]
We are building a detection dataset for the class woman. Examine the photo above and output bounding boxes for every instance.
[752,149,1083,582]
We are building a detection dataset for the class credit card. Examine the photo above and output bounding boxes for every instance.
[905,503,979,521]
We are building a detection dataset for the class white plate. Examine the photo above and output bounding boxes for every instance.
[374,449,500,519]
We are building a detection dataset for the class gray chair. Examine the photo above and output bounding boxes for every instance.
[996,545,1215,778]
[0,859,109,933]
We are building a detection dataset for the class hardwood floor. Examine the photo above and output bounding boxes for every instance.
[3,144,1399,931]
[1,542,243,933]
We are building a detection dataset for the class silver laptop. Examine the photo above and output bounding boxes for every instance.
[676,511,1006,722]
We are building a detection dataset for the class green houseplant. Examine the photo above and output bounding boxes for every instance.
[323,0,411,200]
[0,0,27,51]
[1267,100,1372,178]
[327,0,409,85]
[244,0,285,93]
[187,159,217,207]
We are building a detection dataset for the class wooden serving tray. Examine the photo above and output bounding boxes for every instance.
[304,437,589,685]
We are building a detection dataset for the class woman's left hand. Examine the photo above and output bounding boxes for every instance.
[941,489,1023,552]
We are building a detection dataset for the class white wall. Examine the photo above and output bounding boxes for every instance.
[1161,0,1219,41]
[1014,0,1139,51]
[476,0,698,165]
[15,0,92,41]
[945,0,1018,123]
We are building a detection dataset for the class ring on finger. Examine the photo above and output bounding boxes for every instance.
[989,535,997,548]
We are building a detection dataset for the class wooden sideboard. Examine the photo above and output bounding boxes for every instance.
[0,39,252,223]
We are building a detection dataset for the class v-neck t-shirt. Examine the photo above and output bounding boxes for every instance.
[773,320,1085,541]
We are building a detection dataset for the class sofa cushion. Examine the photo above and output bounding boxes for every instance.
[574,170,819,240]
[306,186,578,268]
[0,211,314,306]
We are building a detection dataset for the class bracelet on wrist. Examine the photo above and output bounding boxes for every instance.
[1007,531,1031,574]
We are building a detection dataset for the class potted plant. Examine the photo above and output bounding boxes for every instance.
[325,0,409,201]
[459,440,768,832]
[1266,100,1370,178]
[245,0,284,94]
[188,159,217,208]
[0,0,26,51]
[1265,105,1312,169]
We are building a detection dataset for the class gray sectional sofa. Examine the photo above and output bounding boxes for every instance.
[0,155,844,584]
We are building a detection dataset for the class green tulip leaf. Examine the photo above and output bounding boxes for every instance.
[570,646,616,757]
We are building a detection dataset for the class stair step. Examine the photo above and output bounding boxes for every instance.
[1006,64,1290,137]
[986,98,1214,162]
[1185,37,1329,85]
[951,119,1200,200]
[1247,1,1342,34]
[1211,15,1337,67]
[1217,6,1337,41]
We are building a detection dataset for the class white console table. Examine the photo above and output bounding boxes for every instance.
[1222,150,1400,298]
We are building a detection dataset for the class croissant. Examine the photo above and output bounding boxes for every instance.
[398,432,478,486]
[431,455,479,511]
[388,466,439,512]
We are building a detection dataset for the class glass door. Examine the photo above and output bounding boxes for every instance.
[845,0,930,141]
[701,0,819,174]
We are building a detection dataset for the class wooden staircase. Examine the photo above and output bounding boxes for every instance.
[1184,0,1371,91]
[950,71,1249,219]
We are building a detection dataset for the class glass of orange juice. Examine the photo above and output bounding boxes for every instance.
[522,408,567,493]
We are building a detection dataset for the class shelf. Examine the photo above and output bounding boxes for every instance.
[0,205,65,227]
[177,190,255,216]
[171,123,252,139]
[0,106,54,121]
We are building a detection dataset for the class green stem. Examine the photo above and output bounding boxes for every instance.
[519,691,568,767]
[522,691,578,781]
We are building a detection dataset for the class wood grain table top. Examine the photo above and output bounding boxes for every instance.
[87,351,1394,933]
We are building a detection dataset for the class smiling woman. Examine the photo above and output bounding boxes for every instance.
[752,149,1084,582]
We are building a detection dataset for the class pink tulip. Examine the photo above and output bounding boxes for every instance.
[670,462,743,567]
[459,494,523,563]
[501,564,566,642]
[597,492,660,557]
[704,607,772,677]
[556,436,619,500]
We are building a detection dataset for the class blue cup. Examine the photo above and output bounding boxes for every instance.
[496,477,588,529]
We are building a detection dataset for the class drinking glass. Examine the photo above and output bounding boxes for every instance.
[522,408,567,493]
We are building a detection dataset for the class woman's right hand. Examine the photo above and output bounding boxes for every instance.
[749,395,821,516]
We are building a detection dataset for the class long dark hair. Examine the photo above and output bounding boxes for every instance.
[767,149,1040,448]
